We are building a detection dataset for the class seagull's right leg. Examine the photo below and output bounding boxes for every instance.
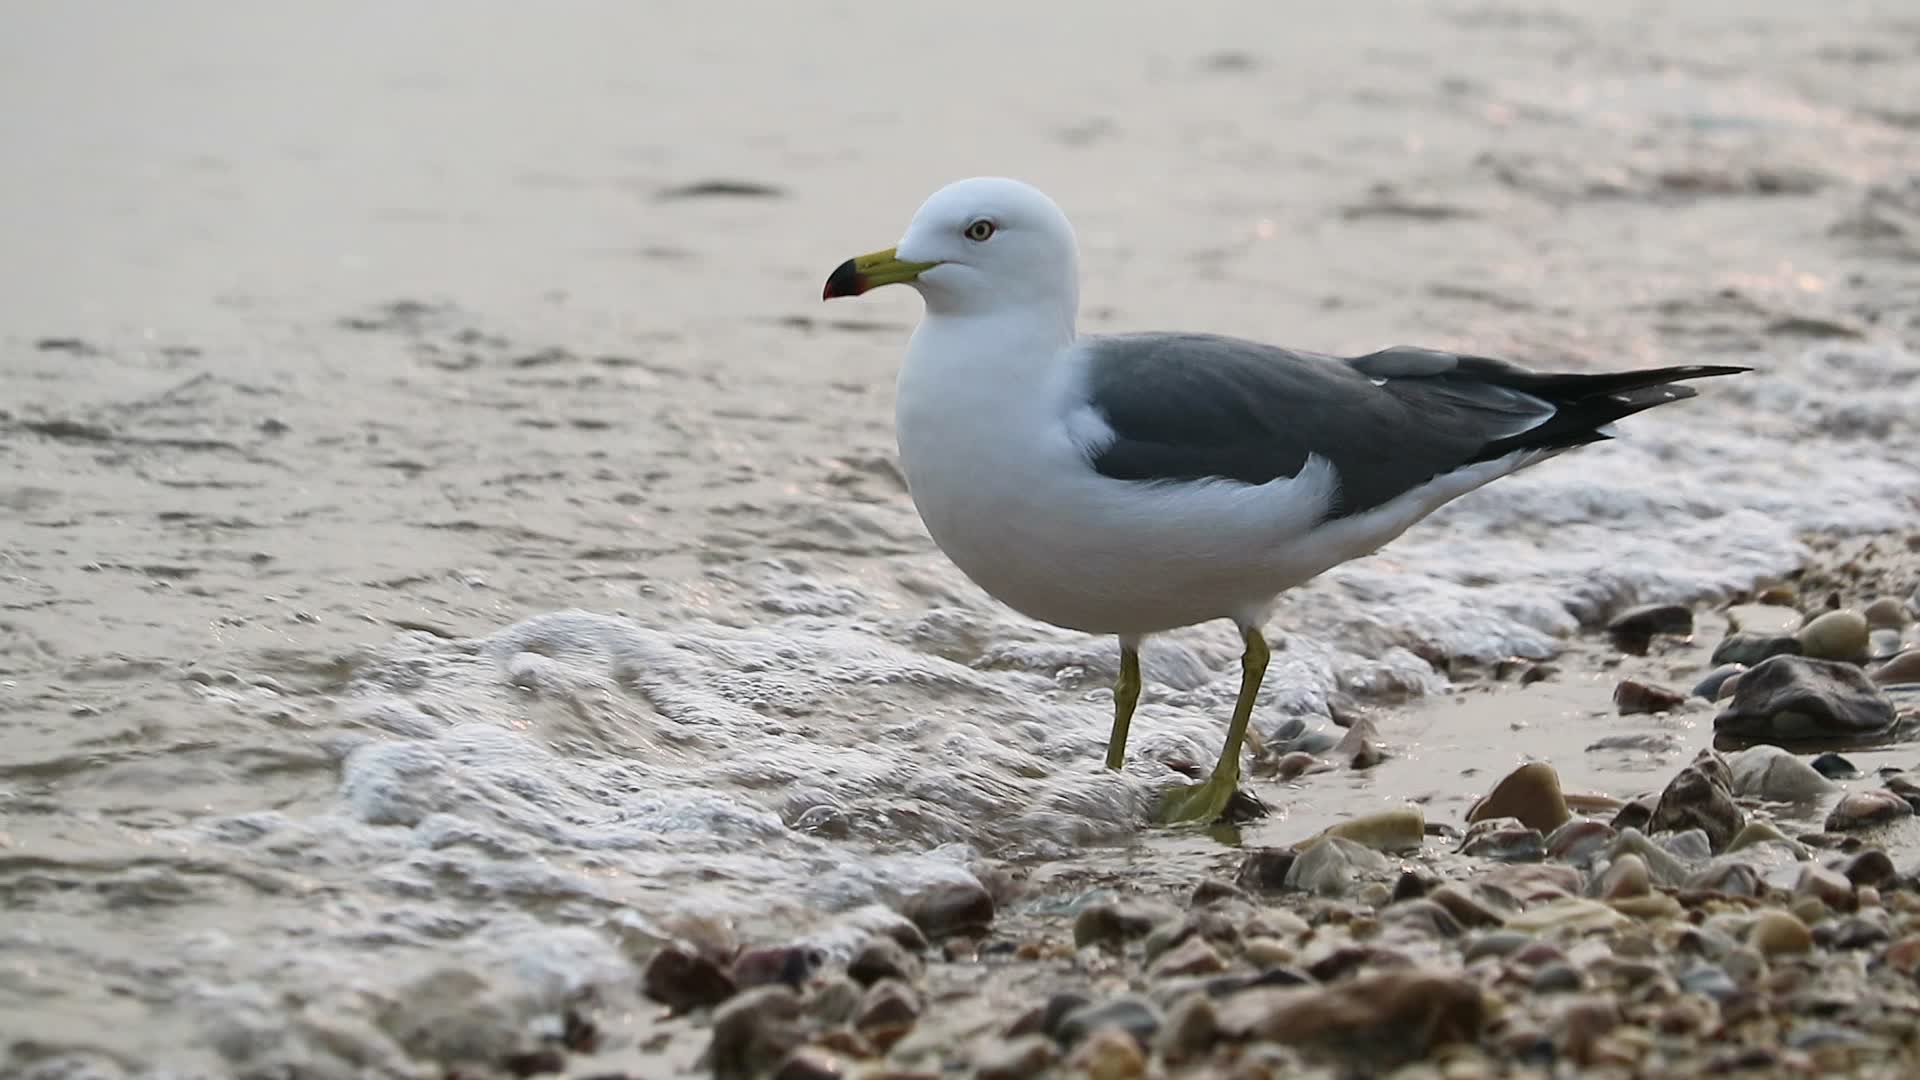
[1104,637,1142,770]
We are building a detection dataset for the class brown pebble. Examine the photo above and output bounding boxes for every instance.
[1872,649,1920,685]
[1865,597,1906,629]
[1613,678,1686,715]
[1794,864,1856,911]
[1748,910,1813,957]
[854,979,921,1031]
[1064,1026,1146,1080]
[902,878,995,938]
[1467,761,1571,832]
[847,935,922,986]
[1154,993,1219,1064]
[1600,854,1651,900]
[972,1034,1057,1080]
[1150,936,1226,978]
[642,945,736,1012]
[772,1047,848,1080]
[1825,789,1915,831]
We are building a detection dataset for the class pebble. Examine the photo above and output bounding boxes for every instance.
[902,878,995,938]
[1322,804,1426,852]
[1871,628,1904,661]
[1598,853,1651,899]
[771,1047,848,1080]
[1286,836,1391,896]
[1798,609,1871,663]
[1606,829,1690,885]
[1149,936,1225,978]
[1466,761,1571,832]
[1724,819,1812,859]
[1864,597,1906,629]
[1648,753,1744,852]
[1552,994,1621,1063]
[1794,864,1857,910]
[1836,848,1896,888]
[854,979,921,1030]
[1459,819,1547,862]
[1871,649,1920,686]
[972,1034,1056,1080]
[1683,859,1761,897]
[1710,632,1802,668]
[1727,745,1836,802]
[1825,790,1915,831]
[1072,901,1172,950]
[806,976,863,1026]
[1464,930,1533,962]
[1607,602,1694,652]
[1609,796,1656,834]
[1810,752,1860,779]
[1214,971,1486,1061]
[1153,993,1218,1064]
[847,936,923,986]
[1056,997,1161,1049]
[1382,898,1466,939]
[1063,1026,1146,1080]
[642,945,737,1011]
[1504,898,1630,934]
[1274,751,1317,780]
[732,945,826,990]
[1676,964,1739,1002]
[1428,883,1516,928]
[1243,936,1295,968]
[1692,664,1747,701]
[1545,819,1616,864]
[1530,962,1585,994]
[708,987,805,1080]
[1747,910,1813,957]
[1712,656,1895,743]
[1613,678,1687,715]
[1726,603,1805,636]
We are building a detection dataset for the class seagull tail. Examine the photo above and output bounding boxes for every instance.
[1474,363,1750,461]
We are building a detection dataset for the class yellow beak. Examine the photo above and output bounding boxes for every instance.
[822,248,939,300]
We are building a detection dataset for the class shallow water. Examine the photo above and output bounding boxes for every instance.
[4,1,1920,1076]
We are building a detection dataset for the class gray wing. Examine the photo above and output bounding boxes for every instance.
[1080,333,1739,519]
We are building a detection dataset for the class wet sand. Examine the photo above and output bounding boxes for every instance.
[4,1,1920,1076]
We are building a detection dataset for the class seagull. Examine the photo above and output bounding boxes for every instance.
[822,177,1746,825]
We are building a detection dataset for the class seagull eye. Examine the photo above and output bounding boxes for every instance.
[963,219,996,242]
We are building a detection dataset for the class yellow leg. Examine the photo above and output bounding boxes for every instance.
[1105,643,1141,770]
[1157,626,1269,824]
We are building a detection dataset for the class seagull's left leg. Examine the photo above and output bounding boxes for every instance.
[1104,637,1142,770]
[1156,624,1268,824]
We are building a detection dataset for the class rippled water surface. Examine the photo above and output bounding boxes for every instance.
[4,2,1920,1075]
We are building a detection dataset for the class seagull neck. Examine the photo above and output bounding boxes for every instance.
[913,306,1078,376]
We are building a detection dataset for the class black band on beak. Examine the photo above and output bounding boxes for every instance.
[822,258,863,300]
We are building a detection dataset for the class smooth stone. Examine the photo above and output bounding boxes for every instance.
[1381,898,1465,939]
[1836,848,1897,887]
[1613,678,1687,715]
[1890,774,1920,810]
[1459,819,1547,863]
[1713,655,1896,743]
[1648,752,1743,852]
[1274,751,1317,780]
[1722,944,1768,985]
[1606,829,1690,886]
[1467,762,1571,832]
[902,877,995,938]
[1810,752,1860,779]
[1872,649,1920,686]
[1150,936,1226,978]
[1598,853,1651,900]
[1726,603,1804,636]
[1529,962,1585,993]
[1064,1026,1146,1080]
[643,945,737,1011]
[1464,930,1534,962]
[1235,849,1296,893]
[1609,893,1683,920]
[708,987,805,1080]
[1243,937,1295,968]
[1864,597,1907,629]
[1724,820,1812,860]
[1608,797,1656,834]
[1799,610,1871,663]
[1793,864,1856,909]
[1545,819,1616,865]
[1056,996,1162,1048]
[1286,837,1391,896]
[1153,993,1218,1064]
[1692,664,1747,701]
[1504,898,1630,934]
[1551,994,1621,1063]
[1213,971,1486,1059]
[847,936,923,986]
[1676,965,1738,1001]
[1428,883,1516,928]
[1144,910,1238,964]
[1819,915,1891,950]
[1479,863,1582,901]
[1607,603,1694,651]
[1322,805,1426,852]
[853,978,921,1030]
[1826,790,1916,831]
[1871,628,1905,662]
[806,976,863,1026]
[772,1047,848,1080]
[1747,910,1813,957]
[1660,828,1715,863]
[1683,859,1761,897]
[1710,632,1802,668]
[973,1035,1057,1080]
[1727,745,1837,802]
[1073,902,1174,950]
